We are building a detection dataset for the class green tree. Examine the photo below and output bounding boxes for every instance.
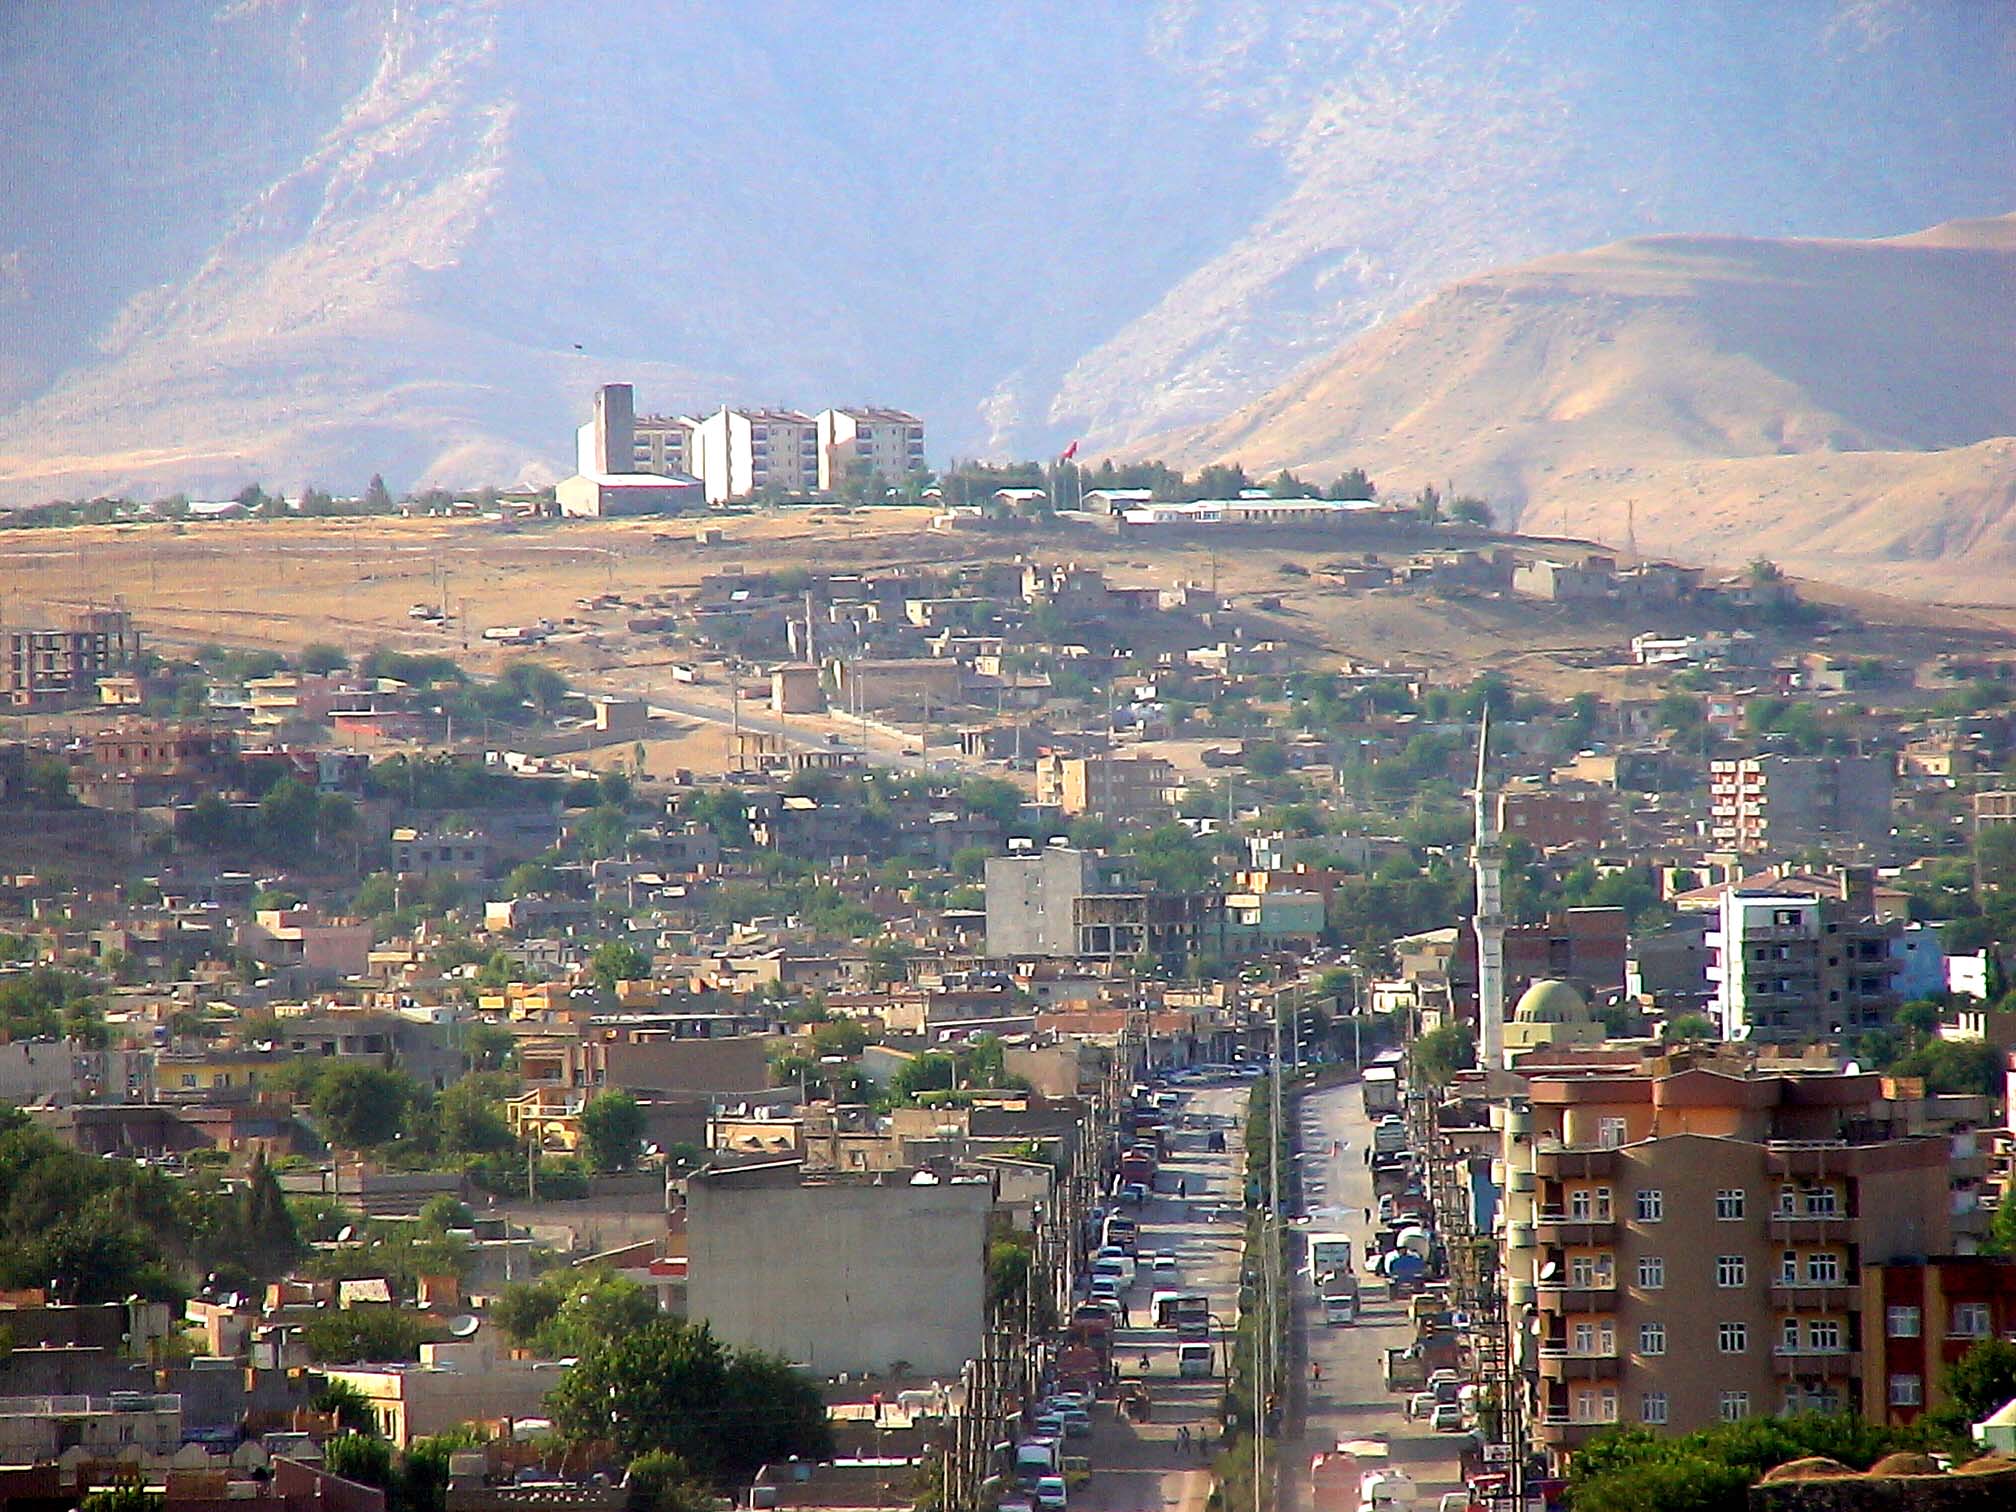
[313,1064,416,1149]
[809,1019,869,1058]
[1662,1013,1718,1043]
[866,937,913,987]
[79,1489,166,1512]
[363,474,396,513]
[548,1319,830,1484]
[1412,1024,1475,1085]
[1940,1337,2016,1423]
[623,1452,714,1512]
[311,1378,378,1433]
[237,1153,303,1279]
[958,777,1024,827]
[322,1431,396,1490]
[302,1308,430,1364]
[1448,496,1492,527]
[590,939,652,992]
[580,1090,646,1173]
[300,642,350,674]
[258,777,323,853]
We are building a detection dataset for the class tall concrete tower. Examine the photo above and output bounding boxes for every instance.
[1473,708,1506,1068]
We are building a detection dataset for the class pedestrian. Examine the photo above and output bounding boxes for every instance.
[1178,1425,1191,1454]
[1311,1361,1323,1385]
[1177,1177,1187,1199]
[1139,1351,1151,1374]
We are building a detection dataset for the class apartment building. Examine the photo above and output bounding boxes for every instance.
[1035,753,1174,822]
[684,1161,992,1377]
[1709,754,1894,857]
[632,412,697,476]
[558,384,705,518]
[1498,1052,1952,1461]
[691,406,820,502]
[1706,873,1901,1043]
[2,610,140,707]
[1862,1257,2016,1426]
[984,845,1220,962]
[1496,785,1613,852]
[815,407,926,490]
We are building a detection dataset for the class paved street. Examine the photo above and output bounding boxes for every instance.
[1069,1081,1249,1512]
[1284,1079,1464,1512]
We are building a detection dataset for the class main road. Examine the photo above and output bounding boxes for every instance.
[1284,1078,1464,1512]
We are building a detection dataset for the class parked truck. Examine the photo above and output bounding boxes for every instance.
[1322,1273,1360,1326]
[1371,1117,1408,1156]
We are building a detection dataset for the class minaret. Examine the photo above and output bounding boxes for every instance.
[1473,708,1506,1069]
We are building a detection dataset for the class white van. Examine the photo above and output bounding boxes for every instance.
[1177,1342,1214,1379]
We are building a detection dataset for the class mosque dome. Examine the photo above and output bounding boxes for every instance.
[1512,979,1590,1025]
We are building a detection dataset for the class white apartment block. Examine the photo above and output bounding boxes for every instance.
[816,407,927,490]
[690,407,821,503]
[633,414,698,478]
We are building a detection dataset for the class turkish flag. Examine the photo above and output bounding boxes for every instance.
[1060,440,1079,462]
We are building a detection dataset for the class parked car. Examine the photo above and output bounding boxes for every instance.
[1033,1476,1068,1512]
[1408,1391,1438,1420]
[1152,1254,1179,1277]
[1120,1182,1150,1205]
[1058,1407,1093,1438]
[1431,1403,1465,1432]
[1031,1412,1066,1440]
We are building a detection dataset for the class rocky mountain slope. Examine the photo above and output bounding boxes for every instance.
[1162,215,2016,601]
[0,2,2010,507]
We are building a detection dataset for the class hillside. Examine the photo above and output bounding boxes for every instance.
[1164,216,2016,602]
[0,2,2010,504]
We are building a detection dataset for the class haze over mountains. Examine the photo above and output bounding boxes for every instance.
[1,0,2012,587]
[1167,215,2016,603]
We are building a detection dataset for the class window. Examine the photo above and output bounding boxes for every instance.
[1570,1188,1593,1220]
[1952,1303,1992,1339]
[1639,1323,1666,1356]
[1598,1117,1628,1149]
[1716,1188,1747,1220]
[1720,1391,1751,1422]
[1777,1184,1799,1216]
[1780,1251,1799,1285]
[1719,1322,1749,1354]
[1570,1255,1597,1286]
[1594,1186,1613,1219]
[1808,1320,1842,1353]
[1805,1186,1839,1216]
[1887,1306,1922,1339]
[1889,1374,1923,1407]
[1640,1391,1669,1424]
[1636,1189,1664,1223]
[1806,1252,1840,1285]
[1573,1322,1595,1353]
[1781,1317,1801,1351]
[1717,1255,1747,1288]
[1637,1256,1665,1289]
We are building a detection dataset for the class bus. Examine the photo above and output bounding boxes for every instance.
[1308,1232,1354,1280]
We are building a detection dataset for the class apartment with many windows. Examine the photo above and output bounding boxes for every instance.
[690,407,821,502]
[1704,870,1901,1043]
[815,407,926,490]
[1709,753,1893,857]
[1496,1048,1952,1462]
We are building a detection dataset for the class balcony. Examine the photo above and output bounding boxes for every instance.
[1771,1349,1859,1379]
[1532,1147,1618,1180]
[1534,1211,1617,1246]
[1767,1212,1855,1242]
[1765,1142,1853,1178]
[1536,1279,1619,1313]
[1537,1348,1621,1382]
[1535,1413,1615,1447]
[1770,1282,1859,1311]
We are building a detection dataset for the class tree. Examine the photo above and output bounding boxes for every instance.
[1413,483,1443,523]
[1662,1013,1718,1043]
[866,937,913,987]
[323,1432,396,1490]
[547,1319,830,1483]
[1325,468,1375,501]
[419,1195,473,1233]
[590,939,651,993]
[1412,1024,1475,1085]
[624,1452,715,1512]
[580,1090,646,1173]
[1978,824,2016,892]
[1448,496,1492,527]
[302,1308,430,1364]
[258,777,323,853]
[958,777,1024,827]
[313,1064,415,1149]
[311,1378,378,1433]
[238,1153,303,1279]
[79,1490,166,1512]
[300,642,350,674]
[363,474,396,512]
[809,1019,868,1058]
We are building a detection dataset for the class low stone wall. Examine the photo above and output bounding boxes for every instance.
[1752,1468,2016,1512]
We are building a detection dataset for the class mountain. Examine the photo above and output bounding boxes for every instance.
[0,2,2011,505]
[1160,214,2016,601]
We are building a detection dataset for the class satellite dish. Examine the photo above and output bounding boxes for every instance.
[1539,1260,1558,1280]
[336,1226,356,1243]
[449,1315,481,1338]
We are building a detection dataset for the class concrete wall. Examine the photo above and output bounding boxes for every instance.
[685,1173,990,1377]
[1752,1468,2016,1512]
